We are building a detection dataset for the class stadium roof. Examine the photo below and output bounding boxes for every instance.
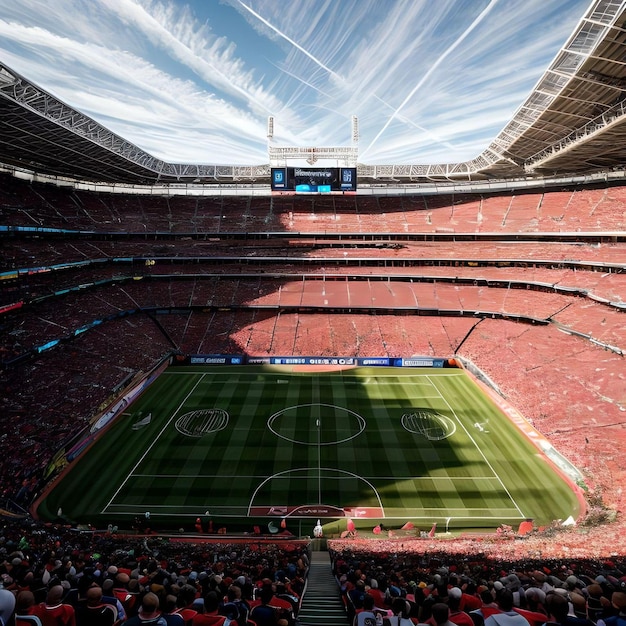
[1,0,626,186]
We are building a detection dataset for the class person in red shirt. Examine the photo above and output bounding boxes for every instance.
[32,585,76,626]
[447,588,475,626]
[193,591,227,626]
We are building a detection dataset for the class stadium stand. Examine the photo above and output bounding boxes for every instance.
[3,0,626,618]
[2,191,626,621]
[2,177,624,535]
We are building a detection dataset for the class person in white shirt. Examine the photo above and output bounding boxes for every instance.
[484,591,531,626]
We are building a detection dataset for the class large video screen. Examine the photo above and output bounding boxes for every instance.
[271,167,357,192]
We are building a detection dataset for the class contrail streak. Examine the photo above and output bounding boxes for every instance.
[372,94,458,151]
[237,0,340,79]
[362,0,499,159]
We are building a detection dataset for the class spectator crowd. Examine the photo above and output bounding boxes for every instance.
[330,544,626,626]
[0,519,309,625]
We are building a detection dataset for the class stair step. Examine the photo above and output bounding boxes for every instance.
[297,549,348,626]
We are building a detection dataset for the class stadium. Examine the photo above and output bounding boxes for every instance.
[1,1,626,625]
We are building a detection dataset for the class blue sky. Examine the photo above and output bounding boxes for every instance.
[0,0,590,166]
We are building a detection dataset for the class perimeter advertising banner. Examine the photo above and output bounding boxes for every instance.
[271,167,357,192]
[179,355,448,367]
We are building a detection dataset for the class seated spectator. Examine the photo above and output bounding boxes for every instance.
[368,579,387,610]
[596,590,626,626]
[350,581,368,611]
[432,603,458,626]
[354,594,383,626]
[15,589,35,626]
[218,586,249,626]
[32,584,76,626]
[544,591,595,626]
[469,588,500,626]
[384,597,415,626]
[161,595,185,626]
[568,593,590,623]
[121,592,166,625]
[483,591,530,626]
[74,585,117,626]
[524,589,546,617]
[192,591,227,626]
[250,588,287,626]
[446,588,474,626]
[254,580,293,626]
[113,572,138,618]
[586,585,610,624]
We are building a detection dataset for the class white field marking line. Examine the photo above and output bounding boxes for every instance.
[130,473,505,480]
[106,503,238,509]
[427,375,525,519]
[105,512,525,521]
[317,411,321,504]
[103,504,521,520]
[397,507,521,512]
[103,502,510,512]
[246,466,385,516]
[101,372,207,514]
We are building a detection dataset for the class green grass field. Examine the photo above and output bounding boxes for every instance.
[37,365,580,535]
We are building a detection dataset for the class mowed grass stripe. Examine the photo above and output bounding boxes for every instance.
[428,374,577,521]
[124,368,510,516]
[37,366,581,529]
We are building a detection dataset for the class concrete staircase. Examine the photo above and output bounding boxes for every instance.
[297,546,348,626]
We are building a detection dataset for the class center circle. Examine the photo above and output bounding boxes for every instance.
[268,403,365,445]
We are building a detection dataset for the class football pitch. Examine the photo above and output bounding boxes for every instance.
[37,365,581,535]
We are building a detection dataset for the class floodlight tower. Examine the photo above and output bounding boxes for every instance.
[267,116,359,167]
[351,115,359,148]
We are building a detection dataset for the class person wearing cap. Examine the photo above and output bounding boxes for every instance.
[368,578,387,610]
[568,592,591,623]
[513,600,548,626]
[447,588,474,626]
[121,592,167,625]
[542,592,571,626]
[530,573,553,596]
[524,589,547,616]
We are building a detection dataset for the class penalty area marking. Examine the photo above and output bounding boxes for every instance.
[427,375,525,519]
[101,373,207,515]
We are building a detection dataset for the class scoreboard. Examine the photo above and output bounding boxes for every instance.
[271,167,357,193]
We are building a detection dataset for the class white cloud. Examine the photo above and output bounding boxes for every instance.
[0,0,591,165]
